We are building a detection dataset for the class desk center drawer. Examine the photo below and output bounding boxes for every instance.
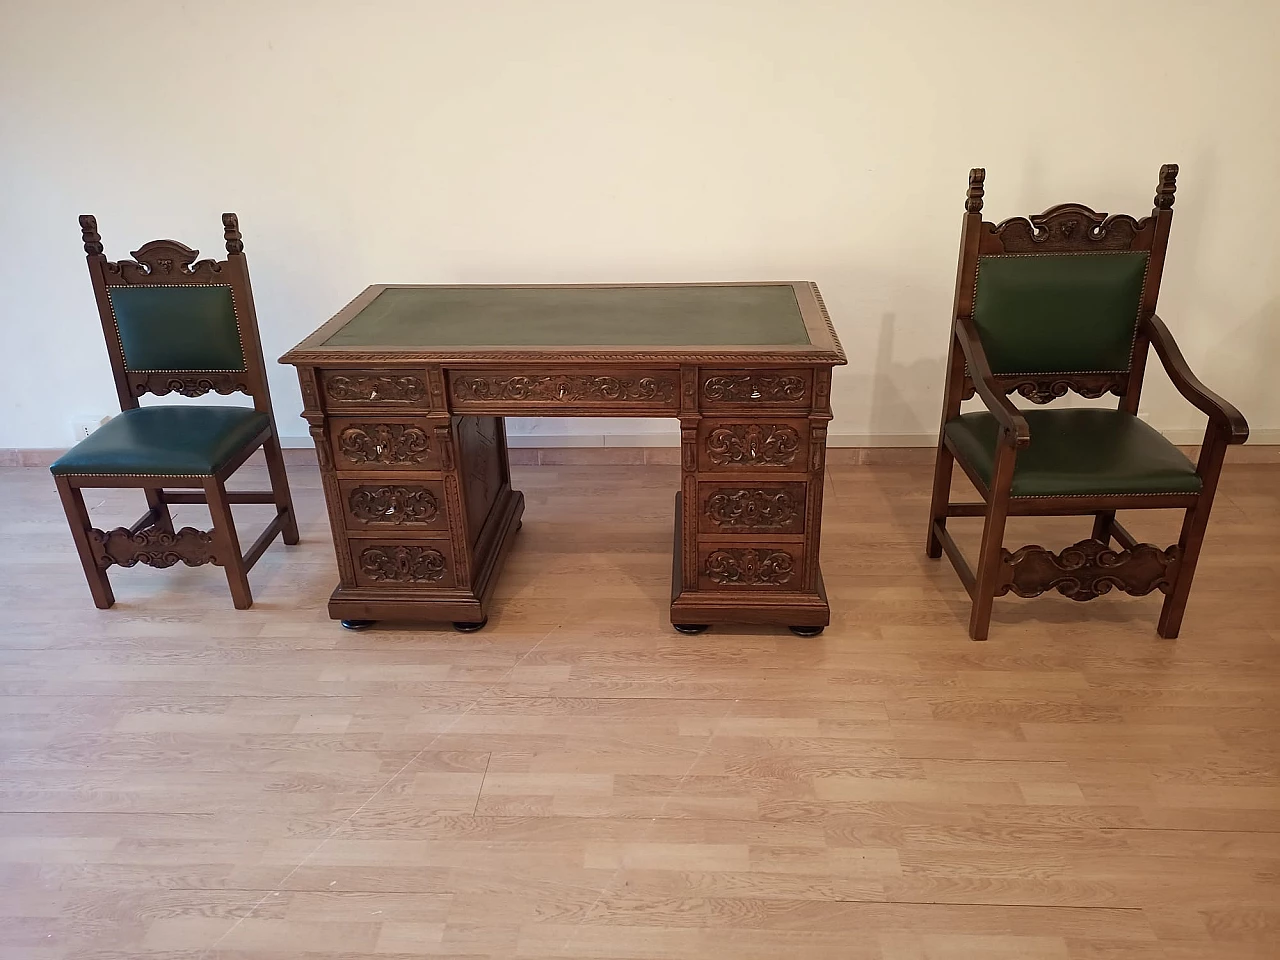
[448,367,680,413]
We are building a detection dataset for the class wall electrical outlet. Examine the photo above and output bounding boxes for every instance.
[71,415,112,443]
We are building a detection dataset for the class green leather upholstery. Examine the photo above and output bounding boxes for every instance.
[944,409,1201,497]
[973,252,1148,374]
[50,406,269,476]
[108,285,246,372]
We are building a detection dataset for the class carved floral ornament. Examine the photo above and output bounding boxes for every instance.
[703,488,800,529]
[359,545,447,583]
[348,485,440,525]
[705,548,795,586]
[89,526,219,570]
[337,424,432,465]
[703,375,807,403]
[706,424,801,467]
[325,374,426,403]
[998,538,1179,601]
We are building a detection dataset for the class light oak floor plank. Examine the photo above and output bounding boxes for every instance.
[0,459,1278,959]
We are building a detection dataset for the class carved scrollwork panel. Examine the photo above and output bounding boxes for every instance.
[323,373,427,405]
[998,373,1128,404]
[129,373,252,398]
[702,374,808,405]
[336,423,433,467]
[704,424,802,468]
[703,548,796,587]
[103,240,226,284]
[357,545,448,584]
[89,526,220,570]
[997,538,1179,602]
[451,373,677,406]
[984,204,1153,253]
[347,484,441,525]
[701,485,804,533]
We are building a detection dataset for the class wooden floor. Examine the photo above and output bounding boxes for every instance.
[2,457,1279,959]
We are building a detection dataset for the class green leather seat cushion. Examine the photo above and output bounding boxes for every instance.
[944,408,1202,497]
[50,406,270,476]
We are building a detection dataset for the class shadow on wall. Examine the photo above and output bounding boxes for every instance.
[868,310,933,442]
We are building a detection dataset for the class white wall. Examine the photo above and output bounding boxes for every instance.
[2,0,1277,448]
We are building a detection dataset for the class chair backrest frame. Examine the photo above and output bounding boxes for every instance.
[78,213,277,420]
[944,165,1178,418]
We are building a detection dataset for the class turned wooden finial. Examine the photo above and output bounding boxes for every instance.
[223,212,243,254]
[80,214,103,256]
[966,168,986,213]
[1155,164,1178,210]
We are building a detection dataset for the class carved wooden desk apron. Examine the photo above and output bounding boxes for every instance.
[281,283,846,635]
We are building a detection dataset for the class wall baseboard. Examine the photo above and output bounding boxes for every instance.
[6,436,1280,467]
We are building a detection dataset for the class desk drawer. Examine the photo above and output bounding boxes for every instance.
[697,481,807,534]
[696,542,803,591]
[339,479,449,532]
[320,369,431,411]
[701,368,812,409]
[696,418,809,472]
[448,367,679,414]
[328,417,442,472]
[350,538,457,588]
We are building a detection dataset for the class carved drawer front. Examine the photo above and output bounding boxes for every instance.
[700,368,812,409]
[350,539,457,589]
[697,482,807,535]
[338,479,449,533]
[327,417,442,472]
[320,369,431,410]
[696,542,803,591]
[696,418,810,473]
[448,367,680,413]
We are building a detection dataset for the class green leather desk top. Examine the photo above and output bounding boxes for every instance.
[282,283,846,365]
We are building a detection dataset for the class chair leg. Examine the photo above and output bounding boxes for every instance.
[926,441,955,559]
[144,488,175,534]
[1091,510,1115,544]
[1157,498,1213,639]
[261,434,299,545]
[204,477,252,609]
[54,476,114,609]
[968,445,1016,641]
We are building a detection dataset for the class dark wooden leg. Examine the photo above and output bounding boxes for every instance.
[144,488,175,534]
[204,477,252,610]
[968,444,1015,641]
[926,440,955,558]
[261,434,299,545]
[1157,498,1213,639]
[54,476,114,609]
[1091,511,1115,544]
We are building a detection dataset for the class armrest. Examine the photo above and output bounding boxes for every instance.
[1145,315,1249,444]
[954,316,1030,448]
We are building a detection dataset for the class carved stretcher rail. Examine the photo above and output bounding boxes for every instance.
[89,526,220,569]
[996,538,1179,601]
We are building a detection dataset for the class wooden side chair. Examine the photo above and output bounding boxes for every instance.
[50,214,298,609]
[927,165,1248,640]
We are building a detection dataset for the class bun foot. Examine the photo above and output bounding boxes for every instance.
[673,623,709,635]
[789,625,824,638]
[453,617,489,633]
[341,619,375,631]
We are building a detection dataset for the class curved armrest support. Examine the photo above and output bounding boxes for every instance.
[1145,315,1249,444]
[955,316,1031,448]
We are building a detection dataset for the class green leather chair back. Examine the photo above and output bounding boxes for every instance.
[972,251,1149,375]
[107,284,246,373]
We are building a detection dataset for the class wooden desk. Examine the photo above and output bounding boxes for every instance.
[281,283,846,635]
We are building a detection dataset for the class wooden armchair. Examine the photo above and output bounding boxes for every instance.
[50,214,298,609]
[926,165,1248,640]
